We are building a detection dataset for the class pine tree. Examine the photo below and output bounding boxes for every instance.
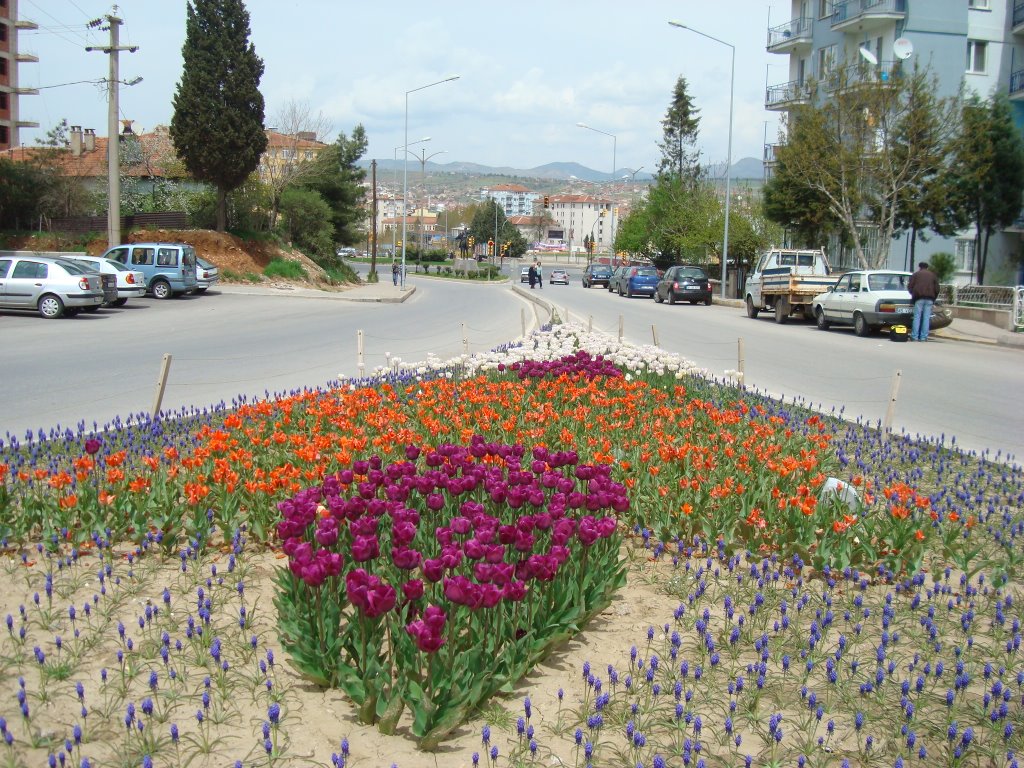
[170,0,267,232]
[656,76,702,183]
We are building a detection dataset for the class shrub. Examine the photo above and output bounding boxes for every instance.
[929,251,957,284]
[277,187,335,261]
[263,258,307,280]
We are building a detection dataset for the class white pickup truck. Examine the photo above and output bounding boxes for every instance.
[744,248,834,323]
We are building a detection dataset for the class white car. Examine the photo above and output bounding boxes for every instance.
[195,257,220,293]
[62,255,146,307]
[812,270,952,337]
[549,269,569,285]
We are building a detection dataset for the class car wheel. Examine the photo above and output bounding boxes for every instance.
[38,294,64,319]
[668,292,676,305]
[853,312,872,337]
[626,286,633,298]
[195,287,208,294]
[704,296,713,306]
[111,298,128,307]
[151,279,173,300]
[745,296,759,319]
[815,307,830,330]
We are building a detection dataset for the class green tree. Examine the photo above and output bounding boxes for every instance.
[468,200,527,260]
[948,94,1024,284]
[772,64,958,269]
[170,0,267,232]
[656,76,702,183]
[278,187,335,259]
[303,125,368,246]
[763,157,837,247]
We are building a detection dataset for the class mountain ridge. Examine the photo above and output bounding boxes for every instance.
[365,157,765,182]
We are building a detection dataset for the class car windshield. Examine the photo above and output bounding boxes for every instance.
[197,257,215,269]
[104,259,129,272]
[633,268,658,277]
[868,272,911,291]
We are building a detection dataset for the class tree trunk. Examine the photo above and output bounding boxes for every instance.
[216,186,227,233]
[978,227,990,285]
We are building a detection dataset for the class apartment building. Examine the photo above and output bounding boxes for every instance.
[766,0,1023,283]
[0,0,39,150]
[480,183,540,217]
[547,194,613,253]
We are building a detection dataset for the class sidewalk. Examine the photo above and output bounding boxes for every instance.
[217,280,415,303]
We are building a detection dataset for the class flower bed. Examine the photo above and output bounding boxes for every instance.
[0,323,1019,766]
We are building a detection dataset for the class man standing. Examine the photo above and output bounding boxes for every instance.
[908,261,940,341]
[536,261,543,290]
[392,261,400,287]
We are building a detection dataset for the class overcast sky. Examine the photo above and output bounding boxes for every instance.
[19,0,791,174]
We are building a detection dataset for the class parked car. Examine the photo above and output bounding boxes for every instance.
[520,266,532,283]
[811,269,953,337]
[194,257,220,293]
[0,255,105,318]
[654,265,712,305]
[101,242,199,298]
[582,264,613,288]
[610,265,660,298]
[549,269,569,285]
[61,254,146,306]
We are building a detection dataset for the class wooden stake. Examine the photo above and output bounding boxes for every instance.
[151,353,172,419]
[882,369,902,439]
[651,324,659,347]
[357,330,365,377]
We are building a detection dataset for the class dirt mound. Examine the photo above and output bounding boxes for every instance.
[2,229,335,287]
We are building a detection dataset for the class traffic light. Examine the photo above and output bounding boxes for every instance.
[543,195,549,209]
[488,239,495,256]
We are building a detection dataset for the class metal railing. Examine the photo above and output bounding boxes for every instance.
[766,80,811,109]
[824,61,901,91]
[938,284,1024,331]
[1012,68,1024,98]
[832,0,907,26]
[767,17,813,49]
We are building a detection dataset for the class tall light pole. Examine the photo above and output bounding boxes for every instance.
[402,75,459,288]
[393,137,430,260]
[410,148,446,259]
[669,21,733,299]
[576,122,617,260]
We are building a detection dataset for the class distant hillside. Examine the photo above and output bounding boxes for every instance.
[369,157,765,182]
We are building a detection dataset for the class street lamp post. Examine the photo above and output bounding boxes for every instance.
[402,75,459,288]
[393,137,430,262]
[669,21,734,299]
[410,147,446,261]
[576,122,617,260]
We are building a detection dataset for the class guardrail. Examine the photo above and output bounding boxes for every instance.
[939,284,1024,331]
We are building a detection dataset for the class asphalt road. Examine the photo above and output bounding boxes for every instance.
[3,264,1022,464]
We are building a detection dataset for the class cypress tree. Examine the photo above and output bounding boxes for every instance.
[170,0,267,232]
[656,76,702,184]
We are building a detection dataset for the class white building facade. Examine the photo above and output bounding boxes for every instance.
[480,184,540,217]
[547,194,613,254]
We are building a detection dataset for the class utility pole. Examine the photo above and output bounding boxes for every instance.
[87,14,138,248]
[370,160,378,279]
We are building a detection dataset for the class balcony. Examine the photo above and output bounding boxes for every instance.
[765,80,811,111]
[16,52,39,64]
[831,0,906,34]
[823,60,901,92]
[763,143,783,166]
[767,17,813,54]
[1014,0,1024,34]
[1011,68,1024,100]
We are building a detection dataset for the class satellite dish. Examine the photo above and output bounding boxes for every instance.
[893,37,914,60]
[859,47,878,65]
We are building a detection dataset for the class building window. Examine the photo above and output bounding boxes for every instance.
[967,40,987,74]
[968,0,990,8]
[817,44,836,76]
[818,0,832,18]
[955,239,975,273]
[0,92,7,110]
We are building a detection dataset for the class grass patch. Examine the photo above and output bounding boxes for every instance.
[222,268,261,283]
[262,258,307,280]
